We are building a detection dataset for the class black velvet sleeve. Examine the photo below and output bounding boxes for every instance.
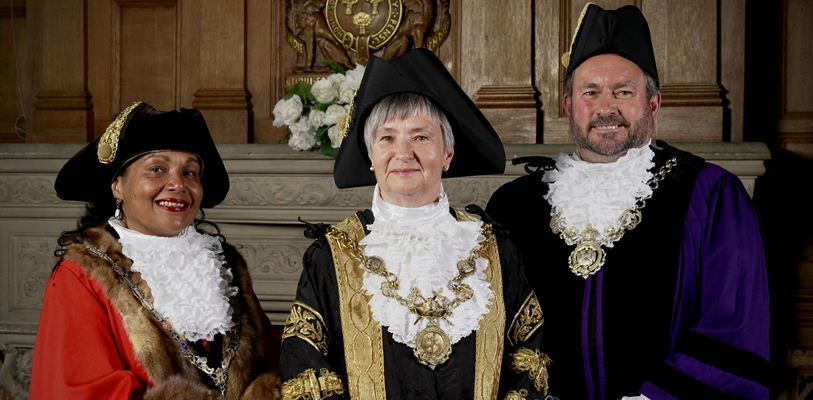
[279,236,348,399]
[495,232,549,399]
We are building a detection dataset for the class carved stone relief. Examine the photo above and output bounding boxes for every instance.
[235,242,310,280]
[284,0,451,69]
[9,237,54,310]
[0,345,32,400]
[0,177,59,205]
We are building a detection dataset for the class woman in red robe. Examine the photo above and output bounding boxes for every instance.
[31,102,281,399]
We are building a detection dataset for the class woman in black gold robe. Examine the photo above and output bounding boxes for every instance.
[279,49,551,400]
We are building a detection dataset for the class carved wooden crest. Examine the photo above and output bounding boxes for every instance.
[285,0,451,69]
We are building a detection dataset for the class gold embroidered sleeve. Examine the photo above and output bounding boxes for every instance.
[503,389,528,400]
[281,368,345,400]
[509,348,552,395]
[282,301,329,357]
[509,292,544,347]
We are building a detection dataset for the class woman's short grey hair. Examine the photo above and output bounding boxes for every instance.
[363,93,455,155]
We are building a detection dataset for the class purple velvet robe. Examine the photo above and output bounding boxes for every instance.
[486,145,770,400]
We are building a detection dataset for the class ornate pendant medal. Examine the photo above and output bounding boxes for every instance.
[339,229,485,370]
[550,157,677,279]
[414,320,452,369]
[568,226,606,278]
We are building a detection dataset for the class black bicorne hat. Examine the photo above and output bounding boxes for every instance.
[562,3,659,87]
[55,102,230,208]
[333,48,505,188]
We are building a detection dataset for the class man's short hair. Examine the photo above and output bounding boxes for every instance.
[363,92,455,155]
[565,68,659,102]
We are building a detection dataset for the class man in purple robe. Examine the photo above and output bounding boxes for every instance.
[486,4,770,399]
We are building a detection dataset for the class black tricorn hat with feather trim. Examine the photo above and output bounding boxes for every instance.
[332,48,505,189]
[55,102,229,208]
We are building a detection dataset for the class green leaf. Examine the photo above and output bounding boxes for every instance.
[279,129,292,144]
[321,60,346,75]
[312,103,331,112]
[315,125,330,139]
[321,140,339,157]
[284,81,316,103]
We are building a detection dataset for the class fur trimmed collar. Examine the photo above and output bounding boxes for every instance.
[63,225,280,399]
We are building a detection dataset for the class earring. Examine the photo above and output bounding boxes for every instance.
[114,199,123,220]
[443,165,449,171]
[370,165,375,171]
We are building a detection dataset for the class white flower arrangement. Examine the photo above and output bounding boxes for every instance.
[273,61,365,156]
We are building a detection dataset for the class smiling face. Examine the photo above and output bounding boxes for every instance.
[368,110,454,208]
[111,151,203,237]
[564,53,661,163]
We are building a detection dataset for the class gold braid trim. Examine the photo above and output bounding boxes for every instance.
[282,301,329,357]
[508,292,544,347]
[97,101,142,164]
[326,215,386,399]
[281,368,345,400]
[503,389,528,400]
[454,210,506,400]
[509,348,552,395]
[561,2,598,68]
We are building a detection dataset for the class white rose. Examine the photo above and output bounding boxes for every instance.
[309,110,327,129]
[327,124,343,148]
[344,65,365,89]
[288,118,317,151]
[338,82,357,104]
[311,78,337,104]
[272,95,303,126]
[324,104,346,125]
[328,72,346,88]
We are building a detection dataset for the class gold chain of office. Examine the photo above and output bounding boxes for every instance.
[329,224,490,369]
[550,157,677,279]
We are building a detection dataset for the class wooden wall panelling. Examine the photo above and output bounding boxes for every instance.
[0,5,27,143]
[779,0,813,160]
[721,0,746,142]
[87,0,113,138]
[179,0,201,110]
[115,1,179,112]
[29,0,93,142]
[647,0,723,142]
[246,0,272,143]
[534,0,569,144]
[192,0,251,143]
[462,0,536,144]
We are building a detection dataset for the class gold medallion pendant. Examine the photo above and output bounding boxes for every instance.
[569,241,605,278]
[413,320,452,370]
[329,224,490,370]
[549,157,679,279]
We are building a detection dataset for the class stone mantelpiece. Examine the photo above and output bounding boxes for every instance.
[0,142,769,398]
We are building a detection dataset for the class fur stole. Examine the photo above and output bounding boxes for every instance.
[64,225,280,400]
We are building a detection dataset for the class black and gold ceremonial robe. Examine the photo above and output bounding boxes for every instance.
[279,209,548,400]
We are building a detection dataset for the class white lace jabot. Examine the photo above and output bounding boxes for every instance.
[543,143,655,247]
[109,218,237,342]
[359,184,494,347]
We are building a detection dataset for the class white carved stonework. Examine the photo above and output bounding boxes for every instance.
[225,177,373,208]
[10,237,54,309]
[0,177,59,205]
[442,179,507,208]
[235,242,310,279]
[0,345,33,400]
